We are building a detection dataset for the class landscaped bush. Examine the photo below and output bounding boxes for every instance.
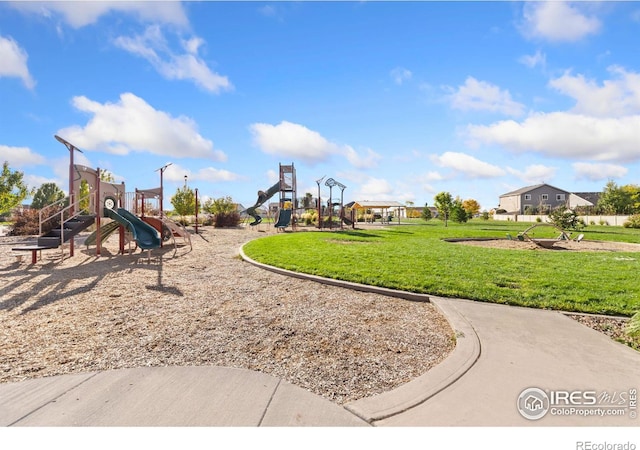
[301,210,317,226]
[10,207,62,236]
[623,214,640,229]
[548,206,585,231]
[213,211,241,228]
[627,312,640,338]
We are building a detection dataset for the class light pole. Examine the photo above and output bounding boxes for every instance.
[316,176,325,229]
[55,135,83,258]
[155,163,172,248]
[155,163,173,219]
[195,188,199,234]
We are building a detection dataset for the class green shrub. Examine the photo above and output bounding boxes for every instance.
[301,210,318,225]
[626,312,640,338]
[623,214,640,229]
[548,206,585,231]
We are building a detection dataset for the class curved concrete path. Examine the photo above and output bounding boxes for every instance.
[2,252,639,426]
[370,297,640,426]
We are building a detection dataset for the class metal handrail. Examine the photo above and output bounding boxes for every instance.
[38,191,95,237]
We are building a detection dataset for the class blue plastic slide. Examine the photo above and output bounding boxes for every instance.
[104,208,161,250]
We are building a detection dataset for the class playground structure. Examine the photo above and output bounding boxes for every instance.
[245,163,297,231]
[315,176,352,230]
[128,186,192,251]
[12,135,177,263]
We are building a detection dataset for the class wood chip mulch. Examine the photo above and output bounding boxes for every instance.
[0,226,455,404]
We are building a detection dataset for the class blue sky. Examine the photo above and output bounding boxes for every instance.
[1,1,640,212]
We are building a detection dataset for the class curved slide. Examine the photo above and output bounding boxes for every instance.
[274,208,292,228]
[105,208,161,250]
[84,220,120,247]
[244,181,280,226]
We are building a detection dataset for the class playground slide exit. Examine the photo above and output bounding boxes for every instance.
[104,208,161,250]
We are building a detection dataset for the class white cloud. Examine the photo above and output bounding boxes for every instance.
[355,177,395,200]
[11,1,189,29]
[549,66,640,117]
[24,174,59,191]
[163,163,240,183]
[249,120,379,169]
[520,2,601,43]
[417,171,444,183]
[448,77,525,117]
[466,112,640,163]
[194,167,242,183]
[431,152,506,178]
[573,162,628,181]
[506,164,557,184]
[0,145,46,167]
[0,35,35,89]
[390,67,412,85]
[114,25,232,93]
[518,50,546,69]
[249,121,333,164]
[57,92,226,161]
[343,146,382,169]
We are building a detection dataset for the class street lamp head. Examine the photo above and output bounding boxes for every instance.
[156,162,173,173]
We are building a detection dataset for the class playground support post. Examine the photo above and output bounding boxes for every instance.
[316,176,325,229]
[56,135,84,258]
[96,168,101,256]
[195,188,199,234]
[156,162,172,248]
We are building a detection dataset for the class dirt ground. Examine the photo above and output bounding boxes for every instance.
[453,238,640,252]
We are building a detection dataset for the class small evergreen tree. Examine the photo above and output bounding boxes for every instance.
[548,206,585,231]
[450,198,469,223]
[421,203,432,221]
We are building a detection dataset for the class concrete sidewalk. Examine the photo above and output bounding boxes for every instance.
[365,298,640,426]
[0,366,368,426]
[1,297,638,426]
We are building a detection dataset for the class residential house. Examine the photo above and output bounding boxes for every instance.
[498,184,570,214]
[569,192,601,211]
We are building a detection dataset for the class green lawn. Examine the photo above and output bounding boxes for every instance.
[242,220,640,316]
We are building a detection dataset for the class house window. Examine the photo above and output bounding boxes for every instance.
[541,194,549,201]
[524,194,531,200]
[556,194,565,201]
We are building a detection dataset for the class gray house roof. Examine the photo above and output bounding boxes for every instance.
[500,183,570,198]
[572,192,601,205]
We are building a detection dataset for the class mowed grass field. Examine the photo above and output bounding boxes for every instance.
[242,220,640,316]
